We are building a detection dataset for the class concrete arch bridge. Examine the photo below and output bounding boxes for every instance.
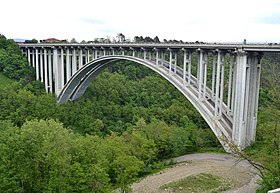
[19,43,280,151]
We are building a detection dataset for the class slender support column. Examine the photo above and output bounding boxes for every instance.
[219,54,225,116]
[32,49,35,67]
[232,51,247,148]
[53,48,61,96]
[48,50,53,93]
[132,50,135,57]
[169,51,172,74]
[203,53,208,99]
[122,49,125,56]
[231,56,237,114]
[86,49,90,63]
[197,52,200,85]
[183,50,187,85]
[214,51,221,117]
[243,58,251,146]
[198,50,204,99]
[144,50,147,59]
[27,49,31,64]
[60,48,65,86]
[227,55,234,114]
[72,49,77,75]
[40,49,44,82]
[174,52,177,74]
[66,49,71,82]
[35,49,39,80]
[79,49,83,69]
[112,49,115,55]
[187,51,192,85]
[156,50,159,65]
[92,49,95,59]
[246,54,261,144]
[211,54,216,98]
[44,49,48,92]
[161,51,165,65]
[95,50,98,59]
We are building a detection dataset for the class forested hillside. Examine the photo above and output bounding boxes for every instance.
[0,34,279,192]
[0,35,220,192]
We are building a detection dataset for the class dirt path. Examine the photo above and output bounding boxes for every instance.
[131,153,260,193]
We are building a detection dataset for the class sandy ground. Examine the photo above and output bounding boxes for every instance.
[131,153,260,193]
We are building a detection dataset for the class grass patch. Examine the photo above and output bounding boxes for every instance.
[160,173,232,193]
[0,73,14,89]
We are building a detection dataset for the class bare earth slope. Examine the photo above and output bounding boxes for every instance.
[131,153,260,193]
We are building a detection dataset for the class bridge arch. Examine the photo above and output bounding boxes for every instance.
[57,55,228,150]
[19,43,266,151]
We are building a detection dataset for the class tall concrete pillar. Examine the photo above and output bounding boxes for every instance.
[95,50,98,59]
[219,54,225,117]
[227,55,234,114]
[246,53,261,144]
[231,56,237,115]
[183,50,187,85]
[232,50,247,148]
[44,49,48,92]
[32,49,35,68]
[53,48,60,96]
[35,49,39,80]
[214,51,221,118]
[79,49,83,69]
[212,54,216,98]
[40,49,44,82]
[203,53,208,99]
[187,51,192,85]
[156,50,159,65]
[27,48,31,64]
[60,48,65,86]
[132,49,135,57]
[48,50,53,93]
[198,50,204,99]
[169,50,172,74]
[174,52,177,74]
[144,50,147,59]
[72,49,77,75]
[66,49,71,82]
[86,49,90,63]
[92,49,95,59]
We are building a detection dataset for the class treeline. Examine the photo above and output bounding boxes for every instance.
[0,34,35,81]
[0,35,220,192]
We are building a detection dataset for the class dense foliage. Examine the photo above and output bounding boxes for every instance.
[0,34,279,192]
[0,34,35,81]
[0,35,220,192]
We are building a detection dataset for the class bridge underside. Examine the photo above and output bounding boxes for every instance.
[20,45,262,151]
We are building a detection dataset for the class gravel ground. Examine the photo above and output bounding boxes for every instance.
[131,153,260,193]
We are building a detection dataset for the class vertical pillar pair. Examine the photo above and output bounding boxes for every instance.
[232,51,261,149]
[197,49,208,99]
[169,49,177,74]
[214,50,225,118]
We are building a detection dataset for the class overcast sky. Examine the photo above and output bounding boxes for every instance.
[1,0,280,43]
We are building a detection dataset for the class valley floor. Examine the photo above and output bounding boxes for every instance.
[131,153,260,193]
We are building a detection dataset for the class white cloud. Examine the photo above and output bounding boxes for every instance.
[1,0,279,42]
